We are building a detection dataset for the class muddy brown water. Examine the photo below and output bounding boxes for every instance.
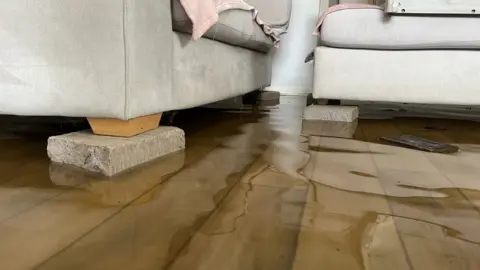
[0,96,480,269]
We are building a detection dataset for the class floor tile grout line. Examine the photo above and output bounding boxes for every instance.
[390,120,480,265]
[34,173,179,270]
[390,120,480,214]
[0,190,66,224]
[358,123,415,270]
[442,173,480,215]
[33,144,223,269]
[290,139,319,270]
[0,158,44,185]
[163,154,266,270]
[405,123,480,216]
[0,160,65,224]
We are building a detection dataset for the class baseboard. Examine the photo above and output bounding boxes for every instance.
[264,87,311,96]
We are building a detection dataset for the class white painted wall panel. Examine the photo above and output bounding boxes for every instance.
[267,0,321,95]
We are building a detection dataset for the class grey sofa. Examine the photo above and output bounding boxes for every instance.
[0,0,291,128]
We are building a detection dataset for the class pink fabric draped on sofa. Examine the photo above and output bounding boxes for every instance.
[178,0,280,46]
[313,3,383,34]
[305,3,383,62]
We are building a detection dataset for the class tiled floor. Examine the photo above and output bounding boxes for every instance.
[1,96,480,269]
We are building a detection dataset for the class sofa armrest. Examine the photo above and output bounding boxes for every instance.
[0,0,173,120]
[123,0,174,119]
[247,0,292,27]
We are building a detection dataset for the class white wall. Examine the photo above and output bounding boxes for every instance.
[267,0,325,95]
[266,0,381,95]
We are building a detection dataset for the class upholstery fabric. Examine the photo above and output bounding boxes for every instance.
[0,0,273,119]
[314,4,382,35]
[0,0,127,118]
[313,46,480,105]
[172,0,273,52]
[0,0,173,119]
[124,0,174,120]
[171,32,271,110]
[320,8,480,49]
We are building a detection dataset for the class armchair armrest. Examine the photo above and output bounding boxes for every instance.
[320,1,340,17]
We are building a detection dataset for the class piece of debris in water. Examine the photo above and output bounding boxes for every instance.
[424,125,448,131]
[380,135,459,153]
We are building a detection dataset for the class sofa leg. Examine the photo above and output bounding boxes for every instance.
[243,90,280,106]
[326,99,341,105]
[87,113,162,137]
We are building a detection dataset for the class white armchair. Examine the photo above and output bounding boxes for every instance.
[313,0,480,106]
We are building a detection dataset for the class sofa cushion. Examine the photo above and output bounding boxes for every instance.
[171,0,274,53]
[320,8,480,50]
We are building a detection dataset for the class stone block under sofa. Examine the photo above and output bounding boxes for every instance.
[313,2,480,106]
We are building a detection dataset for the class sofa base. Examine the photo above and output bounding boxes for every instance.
[49,151,185,206]
[313,46,480,105]
[204,90,280,109]
[171,33,272,111]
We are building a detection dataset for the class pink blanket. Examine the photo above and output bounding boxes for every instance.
[178,0,280,46]
[305,4,384,63]
[313,3,383,35]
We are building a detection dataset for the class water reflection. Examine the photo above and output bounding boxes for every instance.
[50,151,185,206]
[42,98,480,270]
[1,96,480,269]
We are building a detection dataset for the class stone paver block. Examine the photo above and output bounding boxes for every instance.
[47,126,185,176]
[303,105,359,122]
[302,120,358,139]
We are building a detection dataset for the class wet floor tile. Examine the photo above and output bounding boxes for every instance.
[0,96,480,269]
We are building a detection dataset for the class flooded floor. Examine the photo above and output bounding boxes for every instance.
[1,96,480,269]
